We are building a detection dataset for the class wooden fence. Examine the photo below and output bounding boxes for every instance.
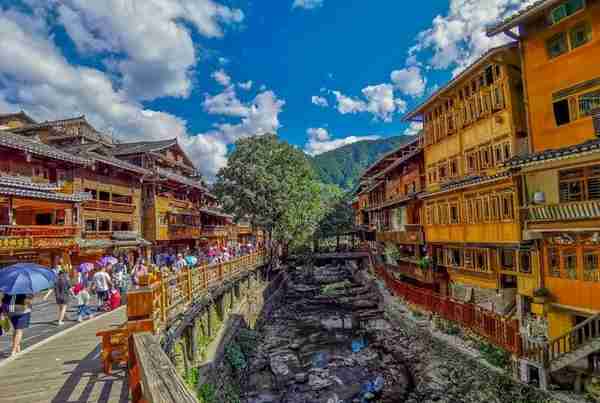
[127,251,267,329]
[375,265,521,355]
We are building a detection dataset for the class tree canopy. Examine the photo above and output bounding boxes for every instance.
[214,134,336,250]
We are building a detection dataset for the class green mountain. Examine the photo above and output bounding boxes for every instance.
[311,135,410,191]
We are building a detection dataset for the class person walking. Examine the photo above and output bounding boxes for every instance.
[1,293,33,356]
[92,266,112,309]
[112,257,129,305]
[53,270,71,325]
[72,283,92,322]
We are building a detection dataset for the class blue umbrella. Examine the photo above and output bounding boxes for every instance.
[185,256,198,266]
[0,263,57,294]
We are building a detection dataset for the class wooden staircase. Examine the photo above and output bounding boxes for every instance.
[524,315,600,373]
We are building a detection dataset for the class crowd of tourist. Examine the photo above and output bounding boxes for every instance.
[0,242,262,356]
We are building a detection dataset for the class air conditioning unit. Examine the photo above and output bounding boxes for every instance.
[533,191,546,204]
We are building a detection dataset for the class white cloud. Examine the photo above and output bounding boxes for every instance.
[212,69,232,86]
[0,7,282,180]
[46,0,244,100]
[238,80,253,90]
[391,66,427,98]
[332,84,406,122]
[292,0,324,10]
[404,121,423,136]
[304,127,380,156]
[311,95,329,108]
[410,0,536,76]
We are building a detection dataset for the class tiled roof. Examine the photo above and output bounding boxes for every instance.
[201,208,233,219]
[419,172,512,199]
[111,139,177,156]
[357,180,384,196]
[88,151,152,176]
[504,138,600,168]
[403,42,518,120]
[0,111,36,124]
[156,167,207,191]
[361,134,422,180]
[0,131,91,165]
[0,176,61,191]
[487,0,559,36]
[0,187,92,202]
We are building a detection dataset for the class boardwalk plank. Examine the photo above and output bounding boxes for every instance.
[0,308,129,403]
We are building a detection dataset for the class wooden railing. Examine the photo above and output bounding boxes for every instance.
[384,261,438,284]
[523,314,600,367]
[83,200,135,214]
[528,200,600,222]
[127,251,267,329]
[0,225,79,237]
[84,231,113,240]
[376,224,423,243]
[129,332,199,403]
[375,265,521,354]
[202,225,228,237]
[167,226,201,240]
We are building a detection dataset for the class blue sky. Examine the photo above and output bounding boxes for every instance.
[0,0,533,179]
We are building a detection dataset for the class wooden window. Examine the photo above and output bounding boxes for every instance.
[563,249,578,279]
[493,143,504,166]
[490,195,500,221]
[438,161,448,181]
[502,142,511,161]
[553,98,571,126]
[584,249,600,281]
[85,219,97,232]
[501,193,514,220]
[449,157,459,178]
[559,165,600,202]
[474,198,483,223]
[579,88,600,117]
[547,32,569,59]
[550,0,585,25]
[475,249,489,272]
[501,249,515,270]
[520,251,532,274]
[492,84,505,110]
[464,249,474,268]
[570,22,592,49]
[548,248,561,277]
[482,196,490,222]
[466,150,478,173]
[485,65,494,86]
[449,201,460,224]
[479,145,492,169]
[448,248,462,267]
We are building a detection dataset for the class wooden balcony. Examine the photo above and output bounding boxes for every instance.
[385,261,437,284]
[0,225,78,238]
[167,226,201,240]
[376,224,423,244]
[169,198,197,211]
[528,200,600,224]
[202,225,228,237]
[84,231,113,240]
[83,200,135,214]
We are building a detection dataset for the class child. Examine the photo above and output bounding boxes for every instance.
[108,287,121,311]
[73,283,92,322]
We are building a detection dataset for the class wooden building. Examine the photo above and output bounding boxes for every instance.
[403,43,530,315]
[109,139,208,254]
[0,125,91,269]
[356,135,448,290]
[3,115,151,264]
[488,0,600,387]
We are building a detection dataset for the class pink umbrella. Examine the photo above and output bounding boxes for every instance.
[98,256,118,267]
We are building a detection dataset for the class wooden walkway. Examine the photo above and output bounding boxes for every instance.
[0,307,129,403]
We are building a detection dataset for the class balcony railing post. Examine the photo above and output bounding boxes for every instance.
[186,268,192,303]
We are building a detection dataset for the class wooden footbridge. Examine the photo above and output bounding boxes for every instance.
[0,251,269,403]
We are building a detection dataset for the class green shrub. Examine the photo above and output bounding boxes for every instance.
[198,382,217,403]
[225,343,247,371]
[478,341,511,369]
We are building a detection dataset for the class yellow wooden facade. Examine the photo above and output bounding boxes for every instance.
[487,0,600,339]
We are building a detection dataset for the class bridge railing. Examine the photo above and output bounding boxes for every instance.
[129,332,199,403]
[127,250,267,329]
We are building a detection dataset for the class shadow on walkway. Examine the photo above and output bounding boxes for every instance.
[50,345,129,403]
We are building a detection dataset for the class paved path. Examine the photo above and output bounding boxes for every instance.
[0,307,129,403]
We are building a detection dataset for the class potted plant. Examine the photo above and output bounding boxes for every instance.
[417,256,431,270]
[533,287,552,304]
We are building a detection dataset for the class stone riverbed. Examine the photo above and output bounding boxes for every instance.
[239,262,566,403]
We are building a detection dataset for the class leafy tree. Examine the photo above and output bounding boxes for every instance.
[214,134,329,252]
[314,189,355,240]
